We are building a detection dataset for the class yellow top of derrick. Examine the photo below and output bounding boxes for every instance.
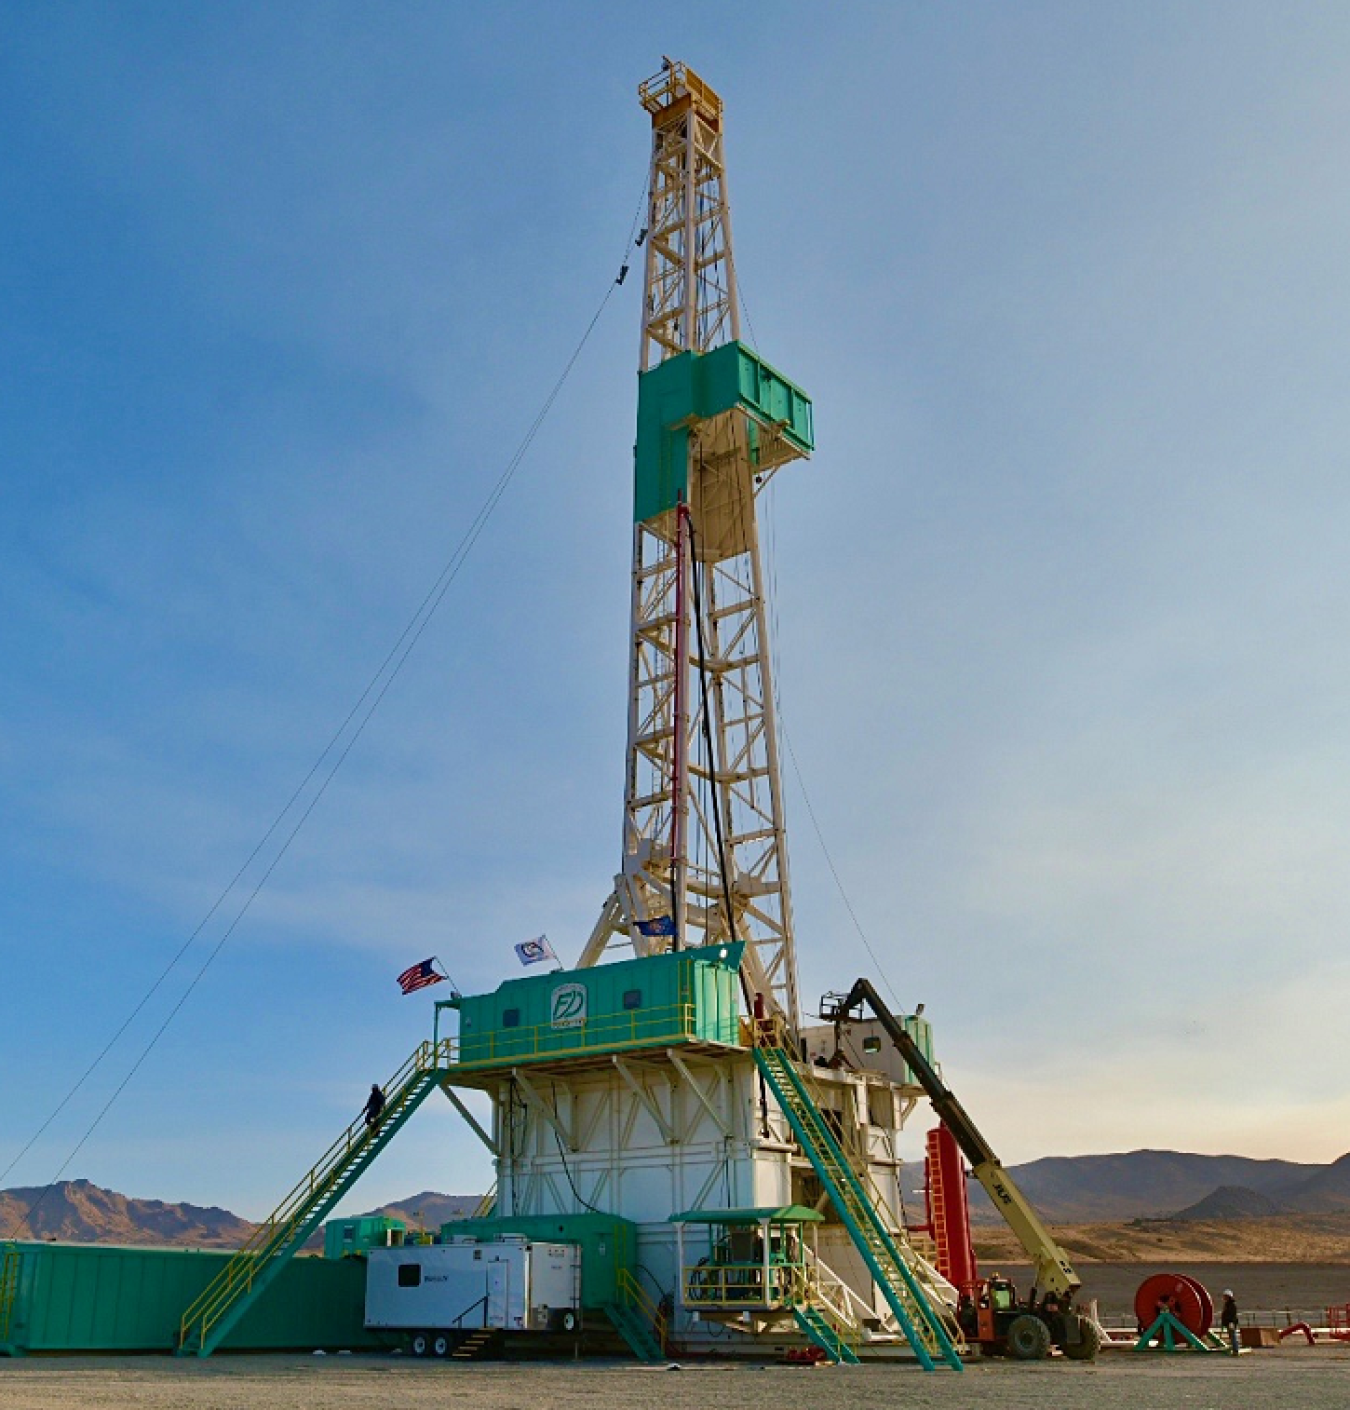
[638,59,722,125]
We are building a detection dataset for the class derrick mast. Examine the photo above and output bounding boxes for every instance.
[579,62,814,1029]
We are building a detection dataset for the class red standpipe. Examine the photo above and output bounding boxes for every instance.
[926,1124,979,1292]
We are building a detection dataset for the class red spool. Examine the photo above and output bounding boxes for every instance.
[1133,1272,1213,1337]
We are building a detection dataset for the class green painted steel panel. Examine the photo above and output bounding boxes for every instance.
[634,352,696,523]
[900,1015,935,1084]
[453,943,743,1070]
[634,343,813,522]
[323,1216,406,1260]
[440,1213,636,1310]
[3,1244,381,1353]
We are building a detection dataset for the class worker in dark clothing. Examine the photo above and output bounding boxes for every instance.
[1040,1287,1065,1344]
[363,1083,386,1129]
[1220,1289,1240,1354]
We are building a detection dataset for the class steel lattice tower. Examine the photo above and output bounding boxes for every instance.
[579,62,814,1028]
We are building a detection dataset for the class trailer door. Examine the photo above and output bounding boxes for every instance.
[487,1261,510,1329]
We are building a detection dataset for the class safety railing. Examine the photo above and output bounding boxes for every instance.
[638,60,722,120]
[0,1244,19,1345]
[682,1259,804,1309]
[802,1247,867,1341]
[758,1016,964,1347]
[617,1267,667,1353]
[179,1039,450,1351]
[451,1001,735,1068]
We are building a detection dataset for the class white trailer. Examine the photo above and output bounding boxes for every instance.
[364,1239,582,1351]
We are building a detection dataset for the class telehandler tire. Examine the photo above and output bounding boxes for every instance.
[1006,1313,1052,1360]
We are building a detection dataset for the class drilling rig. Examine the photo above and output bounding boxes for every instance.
[181,61,1074,1370]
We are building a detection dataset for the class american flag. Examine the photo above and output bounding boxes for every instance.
[397,958,445,995]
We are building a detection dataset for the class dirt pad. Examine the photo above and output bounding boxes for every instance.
[4,1351,1350,1410]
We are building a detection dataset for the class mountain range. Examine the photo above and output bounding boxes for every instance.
[4,1149,1349,1248]
[967,1149,1350,1223]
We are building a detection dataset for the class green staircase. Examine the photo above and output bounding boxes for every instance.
[177,1041,450,1358]
[606,1268,667,1362]
[606,1301,664,1361]
[792,1304,860,1363]
[753,1046,964,1372]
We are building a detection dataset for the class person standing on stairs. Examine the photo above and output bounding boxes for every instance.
[363,1083,386,1130]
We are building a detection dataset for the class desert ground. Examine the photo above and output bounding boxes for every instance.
[4,1351,1350,1410]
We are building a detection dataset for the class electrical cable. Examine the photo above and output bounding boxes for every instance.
[3,248,633,1238]
[548,1085,605,1216]
[684,507,736,942]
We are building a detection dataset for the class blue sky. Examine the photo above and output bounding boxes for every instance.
[4,3,1350,1221]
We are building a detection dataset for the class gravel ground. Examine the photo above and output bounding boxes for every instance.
[3,1350,1350,1410]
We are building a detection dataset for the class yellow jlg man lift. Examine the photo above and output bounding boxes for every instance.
[821,980,1101,1361]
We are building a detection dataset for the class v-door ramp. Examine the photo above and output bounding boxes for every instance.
[753,1046,964,1371]
[177,1040,450,1357]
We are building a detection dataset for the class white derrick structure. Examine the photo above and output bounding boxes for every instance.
[440,64,958,1358]
[578,61,801,1027]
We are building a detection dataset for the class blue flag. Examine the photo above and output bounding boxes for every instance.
[634,914,676,938]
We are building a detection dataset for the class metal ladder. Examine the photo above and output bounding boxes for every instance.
[753,1046,964,1372]
[177,1040,450,1357]
[925,1127,953,1279]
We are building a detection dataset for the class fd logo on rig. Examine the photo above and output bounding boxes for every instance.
[550,983,587,1030]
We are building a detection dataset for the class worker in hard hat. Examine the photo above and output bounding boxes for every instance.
[1220,1289,1240,1354]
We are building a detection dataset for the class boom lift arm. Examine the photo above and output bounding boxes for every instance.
[821,978,1081,1301]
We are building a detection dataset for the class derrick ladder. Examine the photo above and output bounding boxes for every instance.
[177,1040,450,1357]
[753,1046,964,1371]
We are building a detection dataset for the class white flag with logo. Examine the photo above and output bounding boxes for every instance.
[514,935,557,967]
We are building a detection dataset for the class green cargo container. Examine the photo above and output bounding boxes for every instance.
[634,342,814,522]
[439,1213,637,1310]
[0,1243,382,1355]
[323,1216,406,1260]
[450,943,743,1071]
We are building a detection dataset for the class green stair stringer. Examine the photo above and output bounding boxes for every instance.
[605,1302,665,1362]
[177,1043,450,1358]
[753,1047,963,1373]
[0,1243,20,1356]
[792,1304,860,1363]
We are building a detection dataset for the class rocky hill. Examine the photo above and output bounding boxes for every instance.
[1172,1184,1288,1221]
[355,1191,482,1231]
[0,1179,255,1248]
[0,1180,485,1249]
[970,1149,1323,1223]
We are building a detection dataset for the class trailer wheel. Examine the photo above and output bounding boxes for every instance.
[410,1332,431,1358]
[1060,1316,1102,1362]
[561,1310,579,1333]
[1006,1314,1052,1360]
[432,1334,451,1358]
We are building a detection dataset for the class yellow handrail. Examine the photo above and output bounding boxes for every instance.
[617,1267,666,1352]
[682,1261,798,1308]
[452,1001,719,1068]
[179,1040,450,1348]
